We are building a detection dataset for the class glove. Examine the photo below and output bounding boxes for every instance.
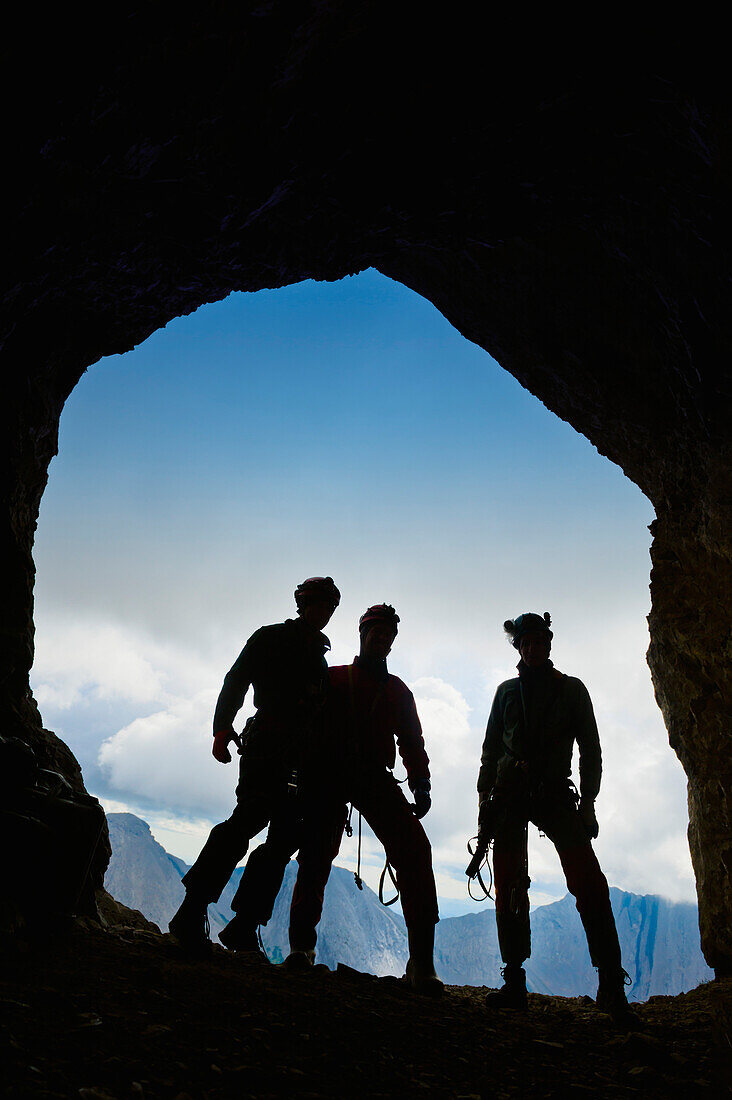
[212,728,235,763]
[579,797,599,839]
[412,779,431,819]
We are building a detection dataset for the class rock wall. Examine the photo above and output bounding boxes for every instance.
[1,10,729,967]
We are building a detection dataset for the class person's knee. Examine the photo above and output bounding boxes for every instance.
[560,845,609,905]
[385,823,432,876]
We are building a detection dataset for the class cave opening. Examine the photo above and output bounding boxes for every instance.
[28,269,695,924]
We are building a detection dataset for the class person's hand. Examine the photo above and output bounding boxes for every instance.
[579,797,599,839]
[412,779,431,819]
[212,728,235,763]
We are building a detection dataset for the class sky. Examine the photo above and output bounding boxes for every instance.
[30,268,696,920]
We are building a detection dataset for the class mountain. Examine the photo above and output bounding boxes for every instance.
[434,890,714,1000]
[104,813,407,974]
[104,813,713,1000]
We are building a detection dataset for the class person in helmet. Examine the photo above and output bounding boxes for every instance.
[219,604,441,993]
[285,604,442,994]
[477,612,631,1017]
[168,577,341,950]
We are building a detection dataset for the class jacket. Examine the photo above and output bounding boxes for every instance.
[477,661,601,801]
[328,658,430,788]
[213,618,330,734]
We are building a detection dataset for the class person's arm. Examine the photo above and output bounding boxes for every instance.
[211,635,256,761]
[574,679,602,837]
[395,688,431,817]
[477,689,503,803]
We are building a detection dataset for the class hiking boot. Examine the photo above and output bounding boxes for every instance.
[485,965,528,1010]
[218,915,261,953]
[405,957,444,997]
[168,895,210,953]
[596,967,636,1024]
[283,949,316,971]
[405,924,444,996]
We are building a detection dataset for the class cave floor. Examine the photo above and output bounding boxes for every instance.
[1,924,729,1098]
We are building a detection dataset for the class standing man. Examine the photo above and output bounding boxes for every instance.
[476,612,631,1016]
[168,576,341,950]
[285,604,442,994]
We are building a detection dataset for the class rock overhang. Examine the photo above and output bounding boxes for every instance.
[0,11,729,970]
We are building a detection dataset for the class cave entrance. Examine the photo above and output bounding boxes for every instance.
[30,269,692,917]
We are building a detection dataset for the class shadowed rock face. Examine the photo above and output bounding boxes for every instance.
[0,12,729,969]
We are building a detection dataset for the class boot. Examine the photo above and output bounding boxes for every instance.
[485,964,528,1010]
[283,948,316,971]
[596,967,636,1023]
[405,923,444,997]
[218,914,263,955]
[168,894,210,953]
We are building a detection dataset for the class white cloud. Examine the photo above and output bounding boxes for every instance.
[34,607,695,907]
[98,688,255,819]
[32,618,165,709]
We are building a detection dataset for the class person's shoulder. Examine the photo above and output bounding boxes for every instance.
[386,673,414,698]
[560,674,591,697]
[246,620,290,644]
[328,664,351,682]
[495,676,520,695]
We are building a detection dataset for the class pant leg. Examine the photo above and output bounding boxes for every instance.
[492,808,531,965]
[353,771,439,931]
[181,744,283,904]
[540,803,622,971]
[181,796,272,903]
[230,803,300,925]
[289,799,347,951]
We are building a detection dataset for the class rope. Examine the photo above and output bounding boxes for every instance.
[354,810,363,890]
[378,858,399,906]
[466,836,494,902]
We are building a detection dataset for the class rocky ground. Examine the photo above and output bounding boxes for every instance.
[1,921,730,1099]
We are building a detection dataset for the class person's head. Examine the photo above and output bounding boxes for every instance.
[358,603,400,660]
[503,612,553,668]
[294,576,341,631]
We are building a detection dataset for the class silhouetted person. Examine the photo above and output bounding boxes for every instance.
[168,576,340,950]
[477,612,631,1017]
[285,604,441,993]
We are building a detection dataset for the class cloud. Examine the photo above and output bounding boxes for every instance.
[98,688,254,819]
[32,618,165,710]
[32,607,695,907]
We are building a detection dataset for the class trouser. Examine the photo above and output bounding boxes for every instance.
[181,717,298,905]
[228,792,347,929]
[289,769,439,951]
[492,797,621,972]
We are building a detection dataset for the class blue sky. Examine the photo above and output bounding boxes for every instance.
[31,269,694,917]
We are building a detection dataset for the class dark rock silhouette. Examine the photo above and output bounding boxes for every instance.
[1,920,729,1097]
[0,13,729,969]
